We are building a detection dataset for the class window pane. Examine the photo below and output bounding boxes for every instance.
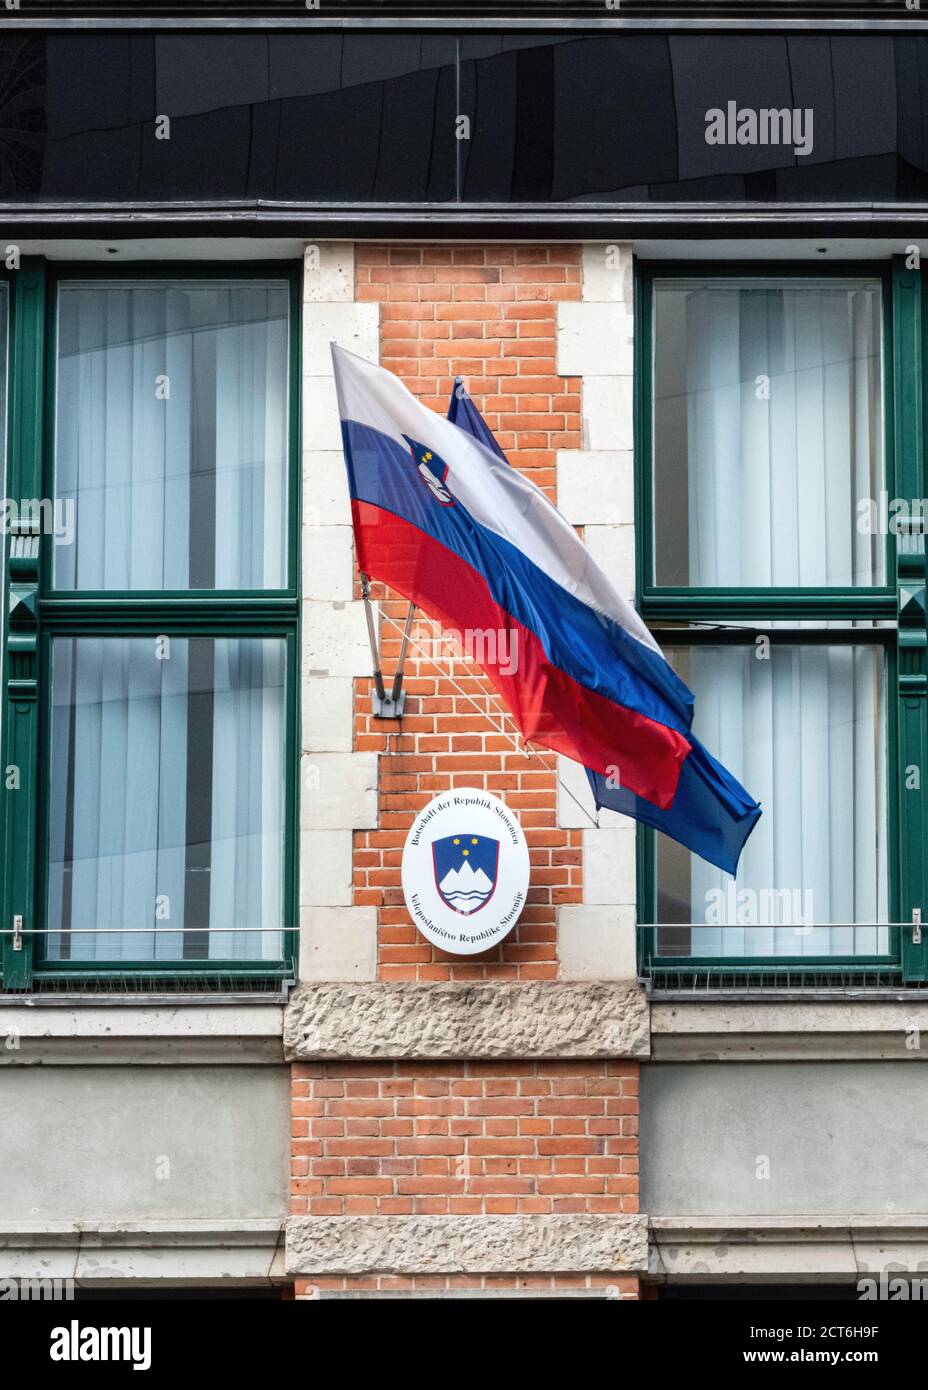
[46,636,286,962]
[0,282,7,477]
[653,278,884,588]
[0,282,8,668]
[656,643,889,958]
[53,280,289,591]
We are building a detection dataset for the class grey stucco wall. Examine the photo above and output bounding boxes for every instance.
[641,1061,928,1217]
[0,1065,289,1222]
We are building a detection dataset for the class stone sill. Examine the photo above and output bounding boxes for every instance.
[284,980,649,1060]
[287,1213,647,1276]
[0,1219,286,1284]
[649,1215,928,1281]
[0,1003,285,1065]
[649,1000,928,1061]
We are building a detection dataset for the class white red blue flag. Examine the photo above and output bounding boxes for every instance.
[332,344,761,872]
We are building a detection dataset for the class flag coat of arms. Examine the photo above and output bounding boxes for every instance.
[432,834,500,915]
[332,343,761,875]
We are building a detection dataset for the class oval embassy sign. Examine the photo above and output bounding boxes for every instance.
[401,788,529,955]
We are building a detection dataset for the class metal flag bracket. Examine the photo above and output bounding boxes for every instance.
[360,572,414,719]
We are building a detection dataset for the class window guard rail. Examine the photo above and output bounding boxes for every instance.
[639,922,923,996]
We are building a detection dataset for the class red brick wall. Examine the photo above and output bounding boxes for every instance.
[291,1058,640,1295]
[292,1060,638,1218]
[352,244,584,981]
[290,244,640,1297]
[295,1274,640,1297]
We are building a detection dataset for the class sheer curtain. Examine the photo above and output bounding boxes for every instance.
[208,639,285,961]
[46,281,289,963]
[46,638,285,962]
[47,637,188,962]
[53,281,288,591]
[214,286,288,591]
[655,279,884,589]
[653,280,889,957]
[666,644,889,957]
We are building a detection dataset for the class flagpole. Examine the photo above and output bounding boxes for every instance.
[391,602,416,705]
[359,571,387,706]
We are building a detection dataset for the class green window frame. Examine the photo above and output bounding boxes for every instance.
[635,256,928,985]
[0,261,302,991]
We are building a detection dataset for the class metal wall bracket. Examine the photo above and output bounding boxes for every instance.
[371,688,407,719]
[359,573,415,721]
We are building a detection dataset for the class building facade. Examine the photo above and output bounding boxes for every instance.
[0,5,927,1302]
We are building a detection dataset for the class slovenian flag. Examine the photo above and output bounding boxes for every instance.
[448,377,762,874]
[332,344,760,871]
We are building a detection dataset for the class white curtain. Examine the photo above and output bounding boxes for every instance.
[47,637,188,962]
[214,287,288,591]
[46,637,285,963]
[208,639,285,961]
[671,644,889,957]
[53,281,288,591]
[656,280,889,957]
[661,279,884,589]
[46,281,288,964]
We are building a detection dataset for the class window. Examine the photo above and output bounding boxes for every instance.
[0,265,300,990]
[654,638,889,959]
[53,280,290,592]
[0,279,8,665]
[651,277,885,589]
[637,261,927,983]
[45,636,286,964]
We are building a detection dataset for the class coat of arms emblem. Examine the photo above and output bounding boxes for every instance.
[431,834,500,915]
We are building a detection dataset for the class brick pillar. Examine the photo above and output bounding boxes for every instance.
[287,243,647,1298]
[356,243,585,983]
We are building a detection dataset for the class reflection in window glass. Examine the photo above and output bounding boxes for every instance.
[656,643,889,958]
[46,637,286,962]
[653,279,884,588]
[53,280,289,591]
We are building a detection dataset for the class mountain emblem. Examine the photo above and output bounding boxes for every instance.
[431,833,500,916]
